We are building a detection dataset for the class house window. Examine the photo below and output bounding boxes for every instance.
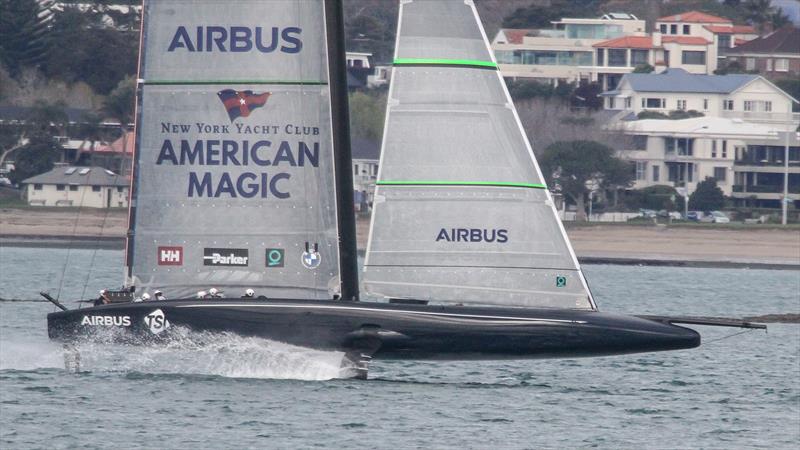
[703,99,709,110]
[608,97,615,109]
[665,137,694,156]
[660,24,667,34]
[56,184,65,191]
[663,50,670,66]
[69,185,78,191]
[683,25,690,34]
[776,58,789,72]
[652,165,660,182]
[644,98,665,108]
[681,51,706,65]
[722,141,727,158]
[766,59,773,71]
[633,135,648,150]
[723,100,734,110]
[714,167,727,182]
[624,97,632,109]
[745,57,755,70]
[596,48,604,66]
[670,24,678,34]
[711,140,717,158]
[631,49,649,66]
[354,164,359,175]
[608,49,627,67]
[92,186,101,192]
[635,161,647,180]
[33,184,43,190]
[116,187,124,193]
[764,101,772,112]
[718,34,731,50]
[744,100,754,111]
[677,99,687,110]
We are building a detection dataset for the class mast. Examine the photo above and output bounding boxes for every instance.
[324,0,359,301]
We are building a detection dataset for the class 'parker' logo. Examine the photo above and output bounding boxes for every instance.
[203,248,249,266]
[158,246,183,266]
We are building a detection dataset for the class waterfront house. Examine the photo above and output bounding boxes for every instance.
[601,68,800,130]
[22,166,129,208]
[724,25,800,79]
[351,138,380,212]
[614,117,799,208]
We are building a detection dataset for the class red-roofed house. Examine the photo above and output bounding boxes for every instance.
[87,133,134,176]
[655,11,758,55]
[592,31,716,89]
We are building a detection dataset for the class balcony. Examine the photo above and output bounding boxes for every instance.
[732,184,800,200]
[720,110,800,124]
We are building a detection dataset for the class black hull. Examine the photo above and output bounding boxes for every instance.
[47,298,700,360]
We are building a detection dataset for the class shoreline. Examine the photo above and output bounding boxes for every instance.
[2,208,798,270]
[2,234,798,270]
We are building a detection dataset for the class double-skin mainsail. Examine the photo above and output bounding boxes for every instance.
[126,0,357,300]
[363,0,595,310]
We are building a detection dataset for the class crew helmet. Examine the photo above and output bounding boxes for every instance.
[245,288,255,297]
[141,293,151,301]
[197,290,207,298]
[209,288,218,296]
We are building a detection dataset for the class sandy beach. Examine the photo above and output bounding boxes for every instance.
[2,208,798,267]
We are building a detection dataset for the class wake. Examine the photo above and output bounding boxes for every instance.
[0,328,355,381]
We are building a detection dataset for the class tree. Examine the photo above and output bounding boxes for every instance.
[8,134,61,184]
[633,63,655,74]
[502,0,603,29]
[775,79,800,112]
[349,91,386,141]
[743,0,779,33]
[0,0,50,75]
[539,140,634,221]
[689,177,725,211]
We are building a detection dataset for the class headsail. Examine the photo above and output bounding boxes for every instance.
[127,0,345,299]
[363,0,595,310]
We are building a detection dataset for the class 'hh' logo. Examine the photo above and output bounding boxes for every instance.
[158,246,183,266]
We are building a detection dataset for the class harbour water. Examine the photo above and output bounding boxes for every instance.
[1,247,798,448]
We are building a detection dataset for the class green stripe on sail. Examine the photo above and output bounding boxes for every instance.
[377,180,547,189]
[143,80,328,86]
[393,58,498,69]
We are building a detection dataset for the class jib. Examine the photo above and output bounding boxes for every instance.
[81,315,132,326]
[167,26,302,53]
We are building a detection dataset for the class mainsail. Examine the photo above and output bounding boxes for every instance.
[127,0,348,299]
[363,0,595,310]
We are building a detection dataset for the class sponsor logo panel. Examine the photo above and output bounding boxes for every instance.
[81,315,132,327]
[158,246,183,265]
[144,309,170,334]
[266,248,285,267]
[203,248,249,266]
[301,242,321,269]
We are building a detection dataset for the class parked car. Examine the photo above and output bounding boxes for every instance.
[702,210,730,223]
[639,209,657,219]
[0,176,11,186]
[686,211,702,222]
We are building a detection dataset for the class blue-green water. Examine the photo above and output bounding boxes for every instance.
[1,247,798,448]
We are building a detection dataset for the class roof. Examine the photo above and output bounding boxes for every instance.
[704,25,757,34]
[662,36,711,45]
[22,166,129,187]
[594,35,653,49]
[499,29,532,45]
[612,68,760,94]
[594,35,710,49]
[94,133,134,154]
[657,11,731,24]
[727,25,800,55]
[620,117,779,138]
[351,138,380,160]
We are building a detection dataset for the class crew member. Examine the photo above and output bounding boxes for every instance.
[196,290,207,299]
[94,289,111,306]
[141,293,151,302]
[209,288,222,298]
[242,289,255,298]
[154,290,166,301]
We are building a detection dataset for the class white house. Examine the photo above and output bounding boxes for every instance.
[351,138,380,212]
[601,68,800,130]
[23,166,129,208]
[655,10,758,56]
[613,117,800,207]
[492,13,646,85]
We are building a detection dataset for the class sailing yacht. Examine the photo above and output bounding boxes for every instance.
[46,0,762,378]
